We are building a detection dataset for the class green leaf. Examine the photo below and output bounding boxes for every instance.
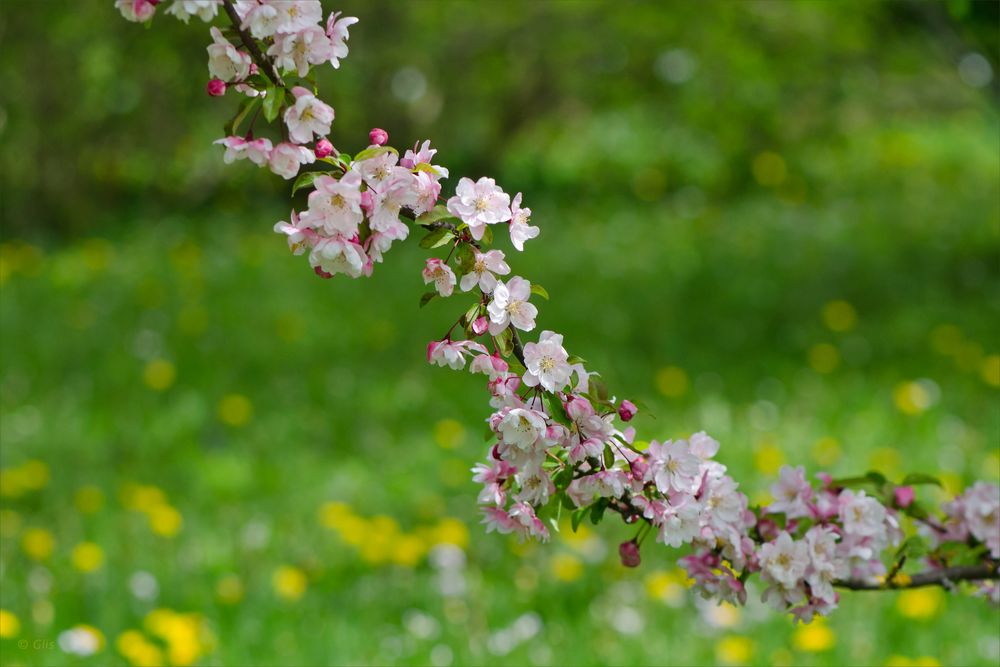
[603,444,614,469]
[895,535,930,560]
[352,145,397,163]
[418,228,454,249]
[865,471,888,486]
[225,96,260,136]
[496,328,514,357]
[416,204,456,226]
[900,473,942,488]
[291,171,323,197]
[590,377,609,402]
[571,507,588,532]
[455,244,475,274]
[462,302,481,327]
[419,291,438,308]
[262,86,285,123]
[544,392,572,427]
[530,284,550,300]
[589,498,609,525]
[413,162,446,177]
[480,225,493,246]
[559,492,576,512]
[567,355,587,365]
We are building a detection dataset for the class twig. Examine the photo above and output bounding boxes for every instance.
[221,0,285,88]
[835,562,998,591]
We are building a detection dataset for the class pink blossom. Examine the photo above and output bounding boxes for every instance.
[689,431,720,459]
[207,27,251,82]
[522,330,572,393]
[269,26,334,77]
[514,469,555,505]
[893,486,915,508]
[470,353,508,379]
[241,2,280,38]
[268,142,315,179]
[426,339,488,371]
[301,172,363,236]
[273,0,322,34]
[411,172,442,216]
[460,250,510,293]
[369,128,389,146]
[213,136,272,166]
[646,439,701,495]
[508,502,549,542]
[166,0,218,23]
[116,0,157,22]
[283,87,334,144]
[446,177,512,241]
[768,465,813,519]
[471,316,489,336]
[422,258,457,297]
[472,460,515,506]
[487,277,537,334]
[273,209,316,255]
[325,12,359,68]
[508,193,540,251]
[481,506,517,535]
[492,407,548,451]
[400,140,449,179]
[619,540,641,568]
[308,236,367,279]
[759,531,809,592]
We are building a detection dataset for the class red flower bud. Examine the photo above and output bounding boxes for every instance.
[368,127,389,146]
[894,485,915,508]
[619,540,641,568]
[618,399,638,422]
[314,266,333,279]
[206,78,226,97]
[315,138,335,159]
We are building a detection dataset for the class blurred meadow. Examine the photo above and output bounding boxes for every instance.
[1,1,999,665]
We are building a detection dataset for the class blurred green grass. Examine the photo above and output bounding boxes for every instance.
[2,1,999,666]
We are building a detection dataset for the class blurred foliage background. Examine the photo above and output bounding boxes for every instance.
[1,1,999,666]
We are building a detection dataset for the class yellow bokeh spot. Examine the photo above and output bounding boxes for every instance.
[318,501,354,530]
[886,657,942,667]
[792,618,835,652]
[431,517,469,549]
[655,366,689,398]
[272,566,308,601]
[19,460,50,490]
[811,436,842,466]
[896,587,944,620]
[868,448,901,475]
[984,452,1000,481]
[71,542,105,573]
[955,341,983,372]
[645,570,687,605]
[822,300,857,332]
[981,354,1000,387]
[752,151,787,187]
[74,486,105,514]
[0,609,20,638]
[754,443,786,475]
[0,510,21,538]
[808,343,840,374]
[116,629,164,667]
[143,359,176,391]
[216,575,244,605]
[22,527,55,561]
[929,324,963,355]
[218,394,252,427]
[391,534,427,567]
[148,505,183,537]
[120,483,167,512]
[433,419,465,449]
[550,553,584,582]
[145,609,213,667]
[178,306,209,336]
[893,381,931,415]
[716,635,754,666]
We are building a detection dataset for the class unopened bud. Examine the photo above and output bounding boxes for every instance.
[360,190,374,215]
[369,127,389,146]
[618,399,638,422]
[314,266,333,279]
[472,316,489,336]
[894,485,915,508]
[315,138,335,159]
[206,78,226,97]
[619,540,641,568]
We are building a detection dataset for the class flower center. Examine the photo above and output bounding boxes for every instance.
[507,300,521,316]
[776,553,791,569]
[331,194,345,209]
[474,259,486,273]
[474,196,489,212]
[539,357,555,372]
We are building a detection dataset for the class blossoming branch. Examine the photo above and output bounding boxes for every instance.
[117,0,999,623]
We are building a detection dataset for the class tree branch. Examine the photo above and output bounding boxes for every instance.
[221,0,285,88]
[835,562,998,591]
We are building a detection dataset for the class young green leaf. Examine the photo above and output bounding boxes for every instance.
[225,96,261,136]
[419,291,438,308]
[530,284,550,300]
[418,228,454,249]
[262,86,285,123]
[352,145,397,163]
[900,473,942,488]
[291,170,322,197]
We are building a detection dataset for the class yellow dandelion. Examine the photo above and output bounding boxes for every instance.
[391,533,427,567]
[332,514,368,547]
[0,609,20,638]
[716,635,754,666]
[215,574,244,605]
[792,618,835,652]
[272,566,308,601]
[21,527,55,561]
[73,485,105,513]
[145,609,212,667]
[550,553,584,582]
[808,343,840,374]
[655,366,689,398]
[71,542,105,573]
[752,151,787,187]
[868,448,901,475]
[19,460,49,491]
[431,517,469,549]
[753,443,785,476]
[896,587,944,620]
[822,300,857,332]
[218,394,252,427]
[147,505,183,537]
[981,354,1000,387]
[143,359,176,391]
[318,501,354,530]
[116,629,164,667]
[433,419,465,449]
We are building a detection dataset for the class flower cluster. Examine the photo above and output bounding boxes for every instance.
[119,0,999,622]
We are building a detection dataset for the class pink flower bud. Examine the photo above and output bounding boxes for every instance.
[360,190,374,216]
[490,444,502,460]
[249,62,259,76]
[206,78,226,97]
[314,266,333,279]
[472,316,489,336]
[757,518,780,542]
[368,127,389,146]
[314,138,335,159]
[619,540,641,568]
[148,0,162,4]
[894,485,915,508]
[618,399,638,422]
